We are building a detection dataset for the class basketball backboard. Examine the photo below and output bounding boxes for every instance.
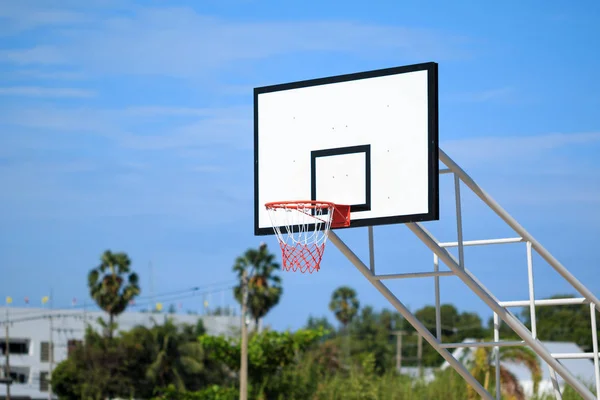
[254,62,439,236]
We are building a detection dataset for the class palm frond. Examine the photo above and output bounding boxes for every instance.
[500,347,542,394]
[171,367,186,391]
[128,272,139,285]
[499,366,525,400]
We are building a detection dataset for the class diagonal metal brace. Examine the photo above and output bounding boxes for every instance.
[407,222,596,400]
[328,231,494,400]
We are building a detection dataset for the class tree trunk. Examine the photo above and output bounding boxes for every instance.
[109,313,114,339]
[343,323,350,365]
[255,317,262,332]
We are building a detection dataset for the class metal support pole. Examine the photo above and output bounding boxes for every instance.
[239,270,248,400]
[4,308,10,400]
[493,313,501,400]
[48,313,53,400]
[368,226,375,274]
[590,304,600,399]
[434,254,442,340]
[454,173,465,268]
[393,331,405,371]
[328,231,493,399]
[417,333,423,377]
[526,241,537,339]
[549,367,563,399]
[374,271,454,280]
[439,148,600,312]
[406,222,596,400]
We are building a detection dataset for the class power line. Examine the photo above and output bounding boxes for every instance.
[2,280,238,317]
[0,285,237,326]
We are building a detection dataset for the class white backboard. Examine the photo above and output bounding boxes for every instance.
[254,62,439,235]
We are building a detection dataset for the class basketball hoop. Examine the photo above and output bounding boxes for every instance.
[265,201,351,273]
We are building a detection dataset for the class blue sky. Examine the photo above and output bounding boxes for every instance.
[1,0,600,332]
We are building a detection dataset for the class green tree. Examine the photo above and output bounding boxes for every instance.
[199,328,325,398]
[51,326,150,399]
[348,306,407,373]
[520,293,599,352]
[305,315,335,340]
[415,304,486,366]
[233,243,283,329]
[146,317,205,391]
[329,286,360,364]
[87,250,140,338]
[329,286,360,329]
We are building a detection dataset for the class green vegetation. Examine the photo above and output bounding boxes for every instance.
[233,243,283,329]
[50,247,598,399]
[87,250,141,338]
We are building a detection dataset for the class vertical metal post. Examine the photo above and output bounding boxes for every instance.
[48,312,53,400]
[239,270,248,400]
[590,304,600,399]
[454,173,465,268]
[328,231,493,399]
[48,288,54,400]
[4,308,10,400]
[393,331,404,371]
[368,226,375,273]
[549,367,563,399]
[417,333,423,377]
[526,241,537,338]
[493,313,501,400]
[434,254,442,340]
[407,221,596,400]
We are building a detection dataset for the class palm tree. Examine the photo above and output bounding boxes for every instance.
[88,250,140,338]
[329,286,360,363]
[466,345,541,400]
[329,286,360,329]
[233,243,283,329]
[146,318,205,391]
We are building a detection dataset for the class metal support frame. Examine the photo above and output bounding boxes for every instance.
[328,231,493,400]
[328,147,599,400]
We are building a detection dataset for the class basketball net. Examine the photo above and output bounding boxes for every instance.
[265,201,350,273]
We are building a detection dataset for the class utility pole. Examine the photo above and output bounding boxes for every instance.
[48,313,53,400]
[392,330,405,371]
[417,333,423,377]
[48,290,53,400]
[149,261,154,313]
[239,269,248,400]
[83,300,87,331]
[4,307,10,400]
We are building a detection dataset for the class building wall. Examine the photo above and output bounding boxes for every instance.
[0,307,245,400]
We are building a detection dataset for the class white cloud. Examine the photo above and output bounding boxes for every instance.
[0,86,94,98]
[0,106,114,133]
[122,106,232,118]
[117,113,252,150]
[0,46,66,65]
[13,69,87,80]
[449,86,515,103]
[0,5,466,77]
[0,103,252,151]
[441,132,600,167]
[0,0,130,34]
[439,132,600,212]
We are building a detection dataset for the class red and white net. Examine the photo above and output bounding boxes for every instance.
[265,201,335,273]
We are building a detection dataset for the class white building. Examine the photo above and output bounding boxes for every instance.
[0,306,246,400]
